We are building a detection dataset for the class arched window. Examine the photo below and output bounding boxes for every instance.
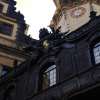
[41,64,56,90]
[93,42,100,64]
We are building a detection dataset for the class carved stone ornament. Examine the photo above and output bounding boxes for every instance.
[43,40,49,49]
[70,7,86,18]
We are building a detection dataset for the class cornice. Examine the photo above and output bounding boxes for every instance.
[1,0,9,3]
[0,44,30,59]
[65,16,100,42]
[0,14,17,23]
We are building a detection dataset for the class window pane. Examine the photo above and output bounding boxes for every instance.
[42,64,56,89]
[0,21,13,36]
[94,44,100,64]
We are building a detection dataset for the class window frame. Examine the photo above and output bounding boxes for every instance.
[90,37,100,66]
[0,21,13,36]
[93,42,100,65]
[39,62,57,90]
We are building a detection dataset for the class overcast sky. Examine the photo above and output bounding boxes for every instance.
[15,0,56,39]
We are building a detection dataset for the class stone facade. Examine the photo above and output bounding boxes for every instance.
[50,0,100,33]
[1,0,100,100]
[0,0,33,77]
[0,11,100,100]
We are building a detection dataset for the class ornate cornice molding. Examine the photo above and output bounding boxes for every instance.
[65,15,100,42]
[0,14,17,22]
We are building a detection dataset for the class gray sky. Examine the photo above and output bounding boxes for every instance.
[16,0,56,39]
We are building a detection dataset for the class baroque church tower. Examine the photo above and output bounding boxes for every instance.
[50,0,100,33]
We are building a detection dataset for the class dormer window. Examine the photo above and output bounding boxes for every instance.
[0,3,3,13]
[93,42,100,64]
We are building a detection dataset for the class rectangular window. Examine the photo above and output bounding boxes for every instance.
[0,4,3,13]
[0,21,13,36]
[42,65,56,89]
[0,65,12,77]
[93,42,100,64]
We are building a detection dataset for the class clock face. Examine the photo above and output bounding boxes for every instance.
[70,7,86,18]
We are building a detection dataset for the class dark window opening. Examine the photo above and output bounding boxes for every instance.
[0,65,12,77]
[0,21,13,36]
[0,4,3,13]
